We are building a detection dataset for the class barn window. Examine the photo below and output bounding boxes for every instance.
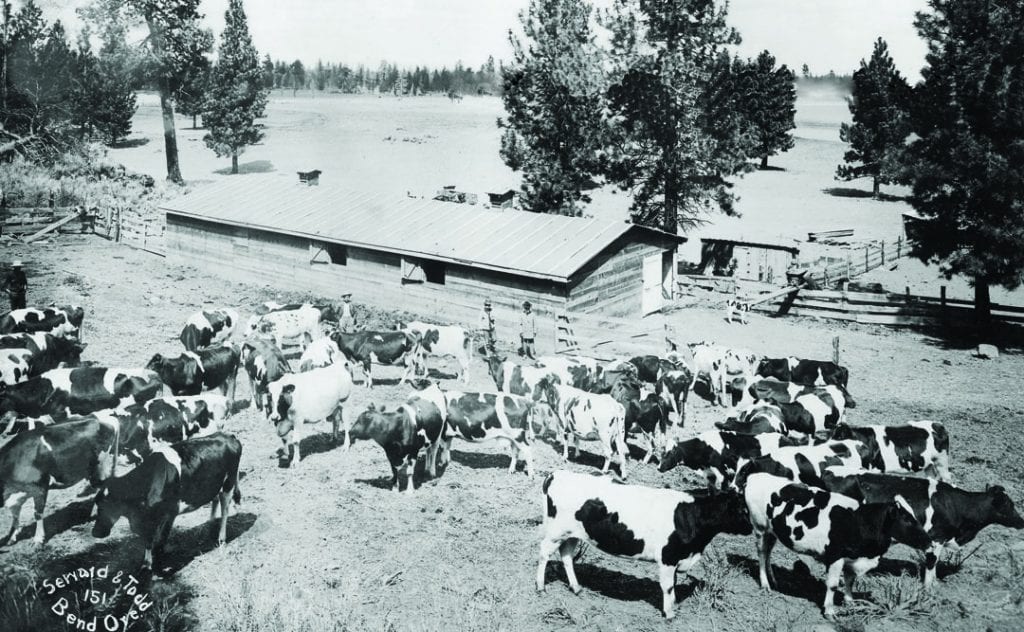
[326,243,348,265]
[422,260,446,284]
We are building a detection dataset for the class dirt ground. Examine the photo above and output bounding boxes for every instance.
[1,235,1022,632]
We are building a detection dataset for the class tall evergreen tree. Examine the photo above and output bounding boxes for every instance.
[203,0,267,174]
[836,38,912,198]
[170,24,213,129]
[903,0,1024,323]
[497,0,606,215]
[603,0,753,233]
[736,50,796,169]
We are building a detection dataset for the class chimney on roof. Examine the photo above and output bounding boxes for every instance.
[298,170,322,186]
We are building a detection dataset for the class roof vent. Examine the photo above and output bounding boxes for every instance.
[298,170,322,185]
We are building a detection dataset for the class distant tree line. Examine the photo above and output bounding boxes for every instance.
[259,56,504,96]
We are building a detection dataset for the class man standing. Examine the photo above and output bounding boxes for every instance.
[519,300,536,360]
[478,299,497,357]
[339,293,356,332]
[3,260,27,311]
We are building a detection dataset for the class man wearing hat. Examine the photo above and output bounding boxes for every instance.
[519,300,536,360]
[339,293,356,332]
[478,299,497,357]
[3,260,27,311]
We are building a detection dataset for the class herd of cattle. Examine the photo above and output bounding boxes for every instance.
[0,301,1022,621]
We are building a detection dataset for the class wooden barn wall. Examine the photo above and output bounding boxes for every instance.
[567,238,667,317]
[166,215,568,352]
[733,245,795,284]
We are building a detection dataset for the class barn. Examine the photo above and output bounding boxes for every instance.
[697,234,799,284]
[161,176,682,341]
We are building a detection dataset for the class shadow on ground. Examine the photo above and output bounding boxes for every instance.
[214,160,275,175]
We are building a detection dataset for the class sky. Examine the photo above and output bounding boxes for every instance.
[34,0,930,79]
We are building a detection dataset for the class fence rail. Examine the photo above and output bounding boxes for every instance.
[796,236,911,287]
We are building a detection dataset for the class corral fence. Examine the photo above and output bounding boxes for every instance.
[92,206,166,257]
[794,236,911,288]
[555,310,675,358]
[751,283,1024,327]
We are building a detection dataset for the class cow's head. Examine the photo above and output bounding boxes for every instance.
[984,486,1024,530]
[485,354,507,386]
[347,403,384,443]
[419,328,440,352]
[880,500,932,550]
[145,353,167,372]
[531,376,559,410]
[91,485,124,539]
[60,305,85,328]
[658,437,693,473]
[270,384,296,437]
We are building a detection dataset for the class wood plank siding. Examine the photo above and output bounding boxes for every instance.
[567,238,669,316]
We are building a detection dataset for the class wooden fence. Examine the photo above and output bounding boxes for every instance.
[555,310,675,358]
[93,207,166,256]
[752,284,1024,327]
[796,236,910,287]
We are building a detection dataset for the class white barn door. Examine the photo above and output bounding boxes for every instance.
[642,254,664,315]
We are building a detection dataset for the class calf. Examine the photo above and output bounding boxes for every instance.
[659,430,804,489]
[535,355,604,392]
[247,304,323,351]
[0,367,162,422]
[655,367,693,425]
[440,390,537,477]
[92,433,242,571]
[0,305,84,340]
[398,321,472,383]
[241,337,292,415]
[0,332,86,376]
[268,361,353,465]
[817,472,1024,588]
[533,378,628,477]
[537,470,752,618]
[757,357,850,389]
[688,343,759,407]
[298,337,341,372]
[0,415,126,545]
[333,330,422,388]
[179,307,239,351]
[346,397,445,493]
[743,473,932,619]
[829,421,950,482]
[145,343,241,399]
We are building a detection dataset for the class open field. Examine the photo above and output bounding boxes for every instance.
[1,235,1023,632]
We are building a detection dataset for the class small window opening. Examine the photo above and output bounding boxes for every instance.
[326,243,347,265]
[422,260,446,284]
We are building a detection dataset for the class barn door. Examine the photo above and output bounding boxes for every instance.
[642,254,664,315]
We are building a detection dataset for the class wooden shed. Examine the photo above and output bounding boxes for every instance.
[161,176,682,345]
[698,234,799,284]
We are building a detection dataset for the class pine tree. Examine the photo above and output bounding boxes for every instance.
[903,0,1024,323]
[836,38,911,198]
[497,0,606,215]
[203,0,267,174]
[736,50,796,169]
[603,0,753,233]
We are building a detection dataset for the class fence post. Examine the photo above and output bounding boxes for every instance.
[881,241,886,266]
[940,286,947,313]
[905,286,911,304]
[842,281,849,307]
[864,246,869,274]
[846,251,851,280]
[832,336,840,364]
[897,236,902,259]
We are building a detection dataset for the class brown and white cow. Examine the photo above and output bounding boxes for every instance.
[180,307,239,352]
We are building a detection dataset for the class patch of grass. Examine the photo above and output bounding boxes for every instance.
[0,562,65,632]
[691,547,744,613]
[837,572,936,628]
[1004,545,1024,607]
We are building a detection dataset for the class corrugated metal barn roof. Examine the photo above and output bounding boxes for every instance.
[161,176,682,282]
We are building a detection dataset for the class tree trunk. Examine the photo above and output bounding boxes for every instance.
[158,82,183,184]
[872,176,880,199]
[231,153,238,174]
[192,114,197,129]
[663,177,678,235]
[974,278,992,325]
[760,154,769,169]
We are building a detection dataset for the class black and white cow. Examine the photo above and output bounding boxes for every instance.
[756,357,850,389]
[655,367,694,426]
[179,307,239,352]
[333,330,422,388]
[398,321,472,384]
[743,473,932,619]
[117,395,227,456]
[241,337,292,415]
[534,355,604,392]
[257,301,342,323]
[0,349,32,386]
[715,401,793,436]
[0,332,86,376]
[687,343,759,407]
[730,440,867,492]
[92,433,243,571]
[537,470,752,618]
[747,378,855,411]
[658,430,805,489]
[487,355,567,396]
[829,421,951,482]
[0,305,84,340]
[298,337,342,372]
[0,367,163,423]
[440,389,537,477]
[532,378,628,477]
[247,304,324,351]
[145,343,241,401]
[0,414,138,545]
[607,374,670,464]
[816,472,1024,588]
[346,394,446,494]
[268,360,354,465]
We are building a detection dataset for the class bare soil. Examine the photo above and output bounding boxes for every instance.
[1,234,1022,632]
